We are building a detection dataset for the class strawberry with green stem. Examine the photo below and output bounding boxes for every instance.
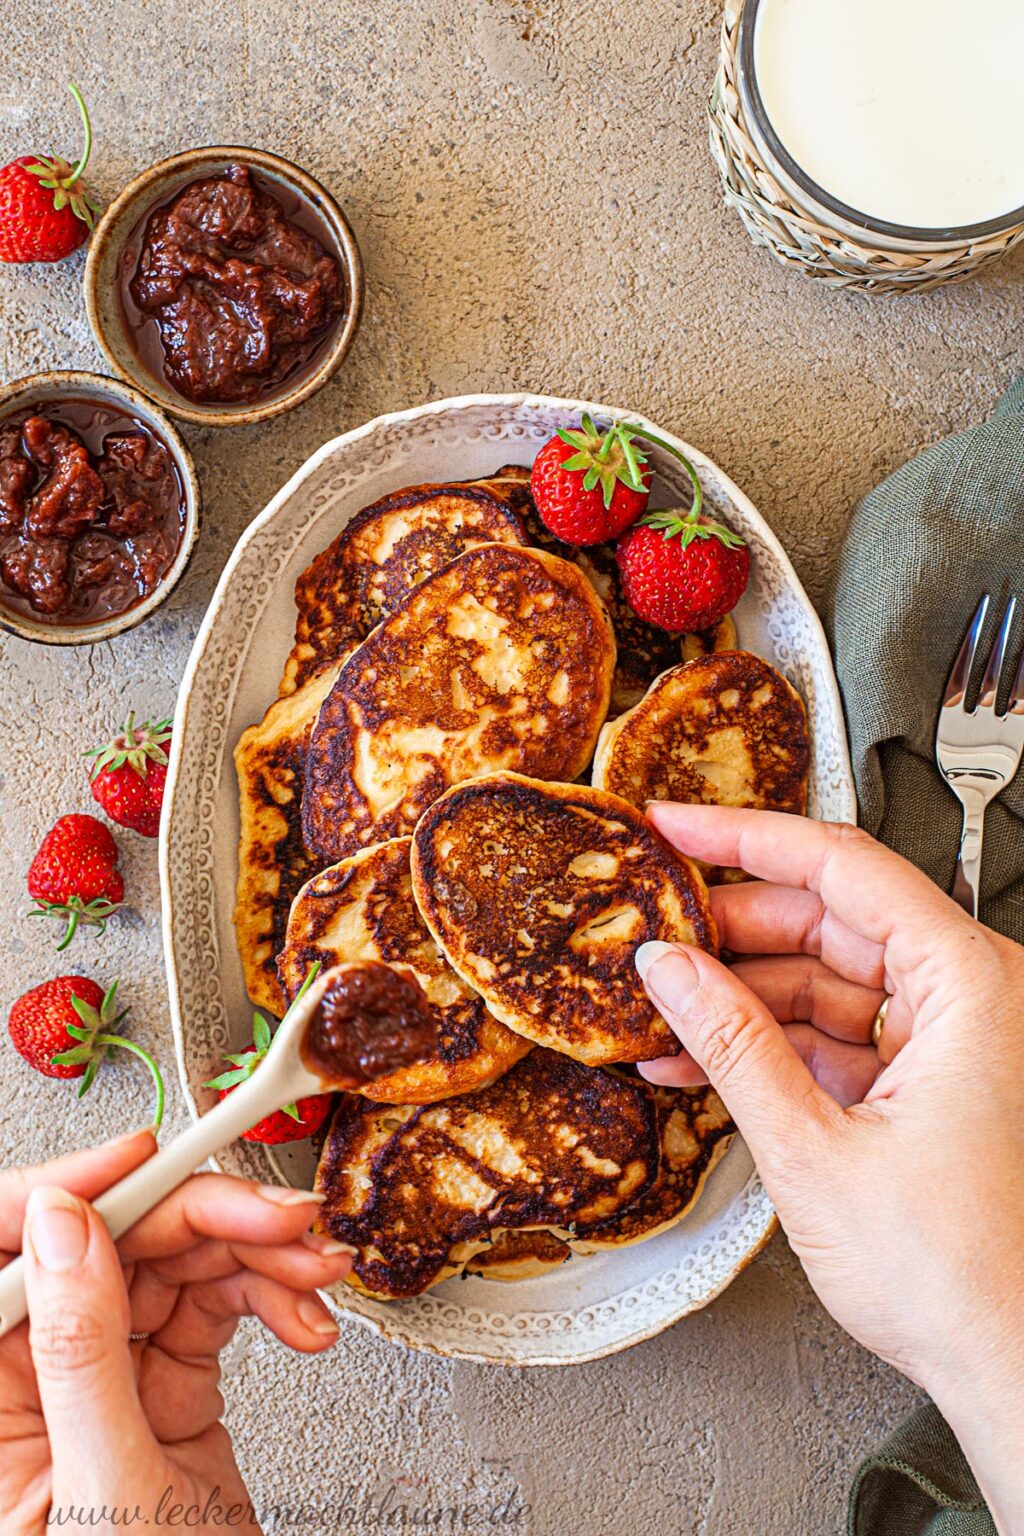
[530,415,703,547]
[86,712,172,838]
[204,965,333,1145]
[9,975,165,1129]
[0,84,102,264]
[26,813,124,951]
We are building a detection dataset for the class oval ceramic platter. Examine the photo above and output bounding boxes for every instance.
[161,393,856,1367]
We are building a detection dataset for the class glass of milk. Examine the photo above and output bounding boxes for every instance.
[737,0,1024,247]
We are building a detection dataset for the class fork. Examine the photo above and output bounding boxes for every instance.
[935,594,1024,918]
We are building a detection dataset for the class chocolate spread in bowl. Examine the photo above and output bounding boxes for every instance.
[121,164,345,405]
[0,401,186,626]
[301,963,439,1089]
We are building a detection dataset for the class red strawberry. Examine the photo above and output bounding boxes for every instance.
[530,414,654,545]
[616,505,749,634]
[204,1007,332,1145]
[86,712,172,838]
[26,813,124,951]
[0,85,101,264]
[7,975,165,1126]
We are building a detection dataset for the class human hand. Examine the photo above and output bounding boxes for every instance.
[636,806,1024,1536]
[0,1131,353,1535]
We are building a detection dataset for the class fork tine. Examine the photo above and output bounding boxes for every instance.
[977,596,1017,710]
[943,594,990,707]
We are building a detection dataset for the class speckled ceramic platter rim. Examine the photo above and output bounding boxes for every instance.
[160,392,856,1367]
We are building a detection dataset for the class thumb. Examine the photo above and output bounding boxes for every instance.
[636,940,838,1174]
[23,1187,157,1492]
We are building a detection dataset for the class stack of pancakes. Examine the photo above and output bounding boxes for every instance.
[233,466,811,1300]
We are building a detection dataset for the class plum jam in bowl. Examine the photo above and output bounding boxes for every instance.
[84,147,364,428]
[0,370,199,647]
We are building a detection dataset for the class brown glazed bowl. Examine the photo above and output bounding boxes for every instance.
[84,146,364,428]
[0,370,200,646]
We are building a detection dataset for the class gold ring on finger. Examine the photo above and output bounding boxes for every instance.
[870,995,891,1049]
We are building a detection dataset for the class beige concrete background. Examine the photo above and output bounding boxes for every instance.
[2,1,1021,1530]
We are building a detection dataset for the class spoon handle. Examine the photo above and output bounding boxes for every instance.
[0,1065,306,1340]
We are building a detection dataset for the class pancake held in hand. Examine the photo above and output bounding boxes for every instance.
[411,773,717,1065]
[281,468,533,694]
[233,659,346,1014]
[302,545,617,865]
[570,1084,735,1251]
[592,651,809,882]
[277,838,530,1103]
[313,1049,659,1299]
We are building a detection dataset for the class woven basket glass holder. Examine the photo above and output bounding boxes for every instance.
[708,0,1024,295]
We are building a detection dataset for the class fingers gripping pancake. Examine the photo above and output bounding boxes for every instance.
[570,1085,735,1251]
[592,651,809,883]
[302,545,617,865]
[411,773,717,1065]
[313,1049,660,1299]
[281,470,533,695]
[277,838,530,1103]
[233,659,347,1014]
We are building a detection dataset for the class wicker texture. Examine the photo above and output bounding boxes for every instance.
[708,0,1024,295]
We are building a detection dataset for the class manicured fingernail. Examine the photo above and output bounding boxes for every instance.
[636,943,699,1010]
[256,1186,326,1206]
[110,1127,155,1147]
[302,1231,356,1258]
[298,1294,340,1337]
[26,1187,88,1273]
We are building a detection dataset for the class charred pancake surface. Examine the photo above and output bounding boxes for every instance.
[278,838,530,1103]
[233,659,346,1014]
[314,1049,659,1298]
[282,469,533,694]
[571,1084,734,1251]
[411,773,717,1065]
[302,545,616,865]
[466,1228,572,1281]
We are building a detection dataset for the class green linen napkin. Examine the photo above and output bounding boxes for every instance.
[830,371,1024,942]
[831,384,1024,1530]
[848,1405,996,1536]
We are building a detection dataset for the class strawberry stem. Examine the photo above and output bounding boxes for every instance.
[65,84,92,189]
[92,1033,165,1131]
[625,424,703,521]
[27,895,121,950]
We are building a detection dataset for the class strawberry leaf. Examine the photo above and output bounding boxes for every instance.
[51,1045,93,1067]
[204,1065,253,1091]
[252,1013,272,1056]
[281,1101,302,1122]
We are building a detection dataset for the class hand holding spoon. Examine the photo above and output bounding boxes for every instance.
[0,960,437,1339]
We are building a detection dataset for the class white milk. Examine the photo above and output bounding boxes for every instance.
[753,0,1024,229]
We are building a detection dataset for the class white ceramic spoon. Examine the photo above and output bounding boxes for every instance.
[0,962,433,1340]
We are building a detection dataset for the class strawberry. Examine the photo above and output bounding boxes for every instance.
[0,85,101,264]
[204,1001,332,1145]
[26,813,124,951]
[86,711,172,838]
[530,414,654,545]
[7,975,165,1127]
[617,503,749,634]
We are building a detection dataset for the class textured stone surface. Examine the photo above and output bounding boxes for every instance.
[1,0,1018,1529]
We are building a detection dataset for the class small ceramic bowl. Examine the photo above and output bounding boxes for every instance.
[0,369,200,647]
[84,146,364,428]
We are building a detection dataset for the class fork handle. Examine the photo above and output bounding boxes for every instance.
[951,796,985,918]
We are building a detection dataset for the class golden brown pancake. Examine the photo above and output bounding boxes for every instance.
[465,1228,572,1281]
[281,469,533,694]
[411,772,717,1066]
[680,612,738,663]
[302,544,617,865]
[570,1084,734,1251]
[233,659,347,1014]
[314,1049,660,1299]
[277,838,530,1103]
[592,651,809,883]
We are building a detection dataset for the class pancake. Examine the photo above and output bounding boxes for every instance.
[570,1084,735,1251]
[411,772,717,1065]
[680,612,738,663]
[233,659,346,1014]
[277,838,530,1103]
[281,468,533,694]
[465,1228,572,1281]
[302,544,617,865]
[314,1048,660,1299]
